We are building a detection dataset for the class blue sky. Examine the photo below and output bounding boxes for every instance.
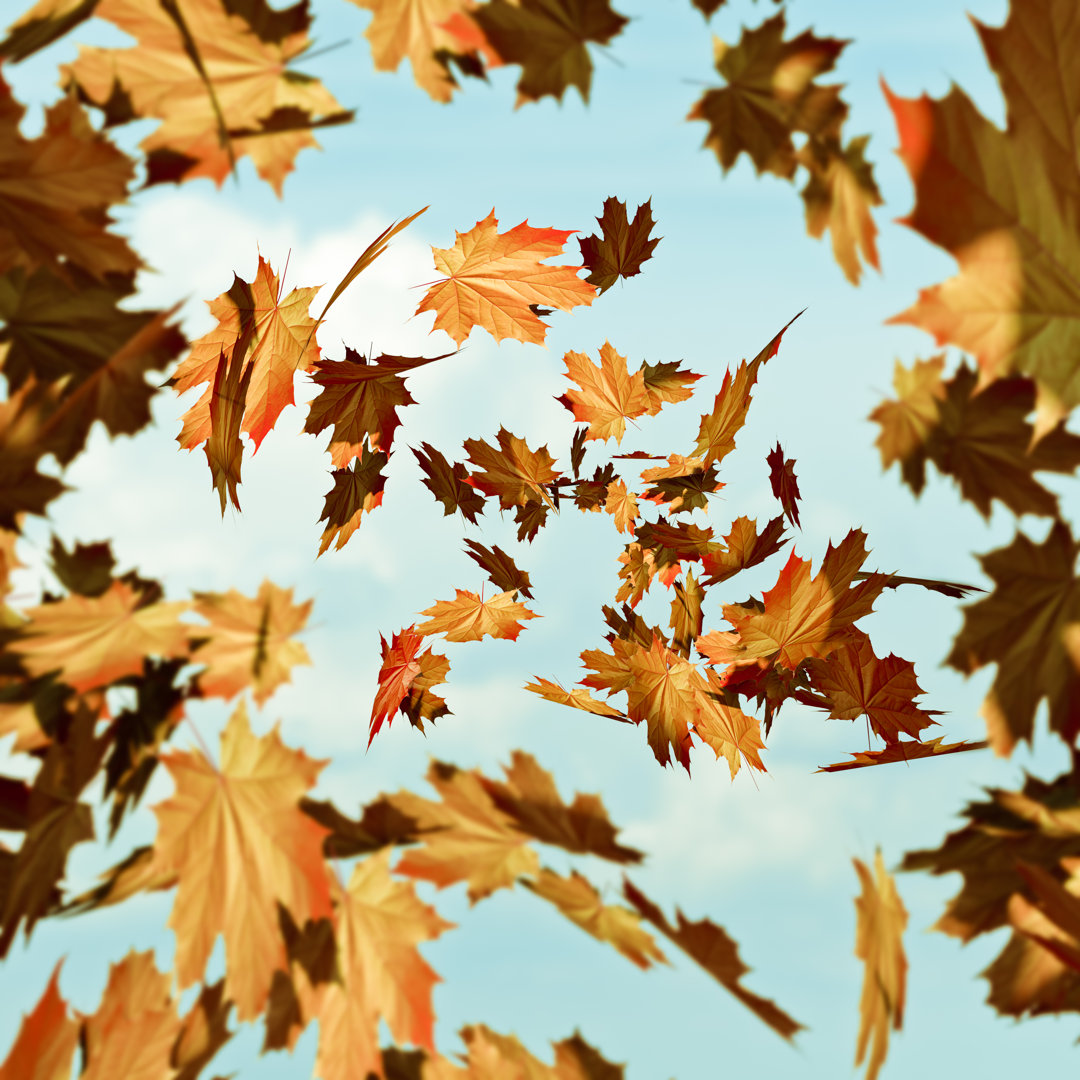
[5,0,1080,1077]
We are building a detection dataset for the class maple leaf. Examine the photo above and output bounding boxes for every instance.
[0,266,186,467]
[668,569,704,658]
[0,0,100,62]
[477,750,642,863]
[151,701,332,1020]
[766,441,801,527]
[171,255,321,453]
[687,13,848,179]
[0,73,139,282]
[640,358,703,415]
[79,950,181,1080]
[389,760,540,902]
[0,962,77,1080]
[881,0,1080,424]
[639,455,723,515]
[578,197,661,294]
[623,876,803,1039]
[471,0,628,105]
[317,446,390,555]
[8,579,189,692]
[401,648,451,732]
[697,529,887,670]
[414,210,595,345]
[804,631,940,744]
[872,361,1080,519]
[853,851,907,1080]
[188,579,312,706]
[412,442,486,523]
[0,378,70,529]
[435,1024,624,1080]
[349,0,476,103]
[464,426,559,509]
[524,868,666,969]
[173,980,233,1080]
[557,341,649,443]
[946,522,1080,755]
[816,736,988,773]
[463,538,533,598]
[699,513,788,586]
[369,625,448,746]
[416,587,538,642]
[603,478,638,534]
[304,347,453,467]
[524,676,629,720]
[203,345,253,514]
[305,850,452,1080]
[798,133,882,285]
[62,0,352,194]
[692,314,800,466]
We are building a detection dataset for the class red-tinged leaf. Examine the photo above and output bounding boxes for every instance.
[766,441,801,528]
[0,962,77,1080]
[578,196,661,293]
[370,626,425,747]
[623,877,803,1040]
[816,736,988,773]
[412,442,486,523]
[416,588,538,642]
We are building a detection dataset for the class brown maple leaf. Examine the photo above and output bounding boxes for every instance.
[463,426,559,509]
[317,446,389,555]
[463,538,533,598]
[578,197,661,294]
[766,441,801,527]
[188,579,312,706]
[472,0,628,105]
[640,358,704,415]
[853,851,907,1080]
[415,210,596,345]
[62,0,352,194]
[412,442,486,523]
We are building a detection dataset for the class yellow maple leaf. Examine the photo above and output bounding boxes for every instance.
[559,341,649,442]
[416,587,538,642]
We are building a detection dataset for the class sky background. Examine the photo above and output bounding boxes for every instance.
[4,0,1080,1077]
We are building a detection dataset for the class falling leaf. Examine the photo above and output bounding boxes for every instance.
[317,446,389,555]
[853,851,907,1080]
[558,341,649,443]
[578,197,661,293]
[766,441,801,527]
[412,442,486,523]
[817,736,988,773]
[415,211,595,345]
[0,962,77,1080]
[463,539,534,598]
[640,358,703,415]
[463,427,559,509]
[416,588,538,642]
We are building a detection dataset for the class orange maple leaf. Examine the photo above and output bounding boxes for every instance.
[816,735,987,773]
[171,255,322,453]
[151,702,332,1021]
[8,579,190,692]
[697,529,887,670]
[416,587,538,642]
[558,341,649,443]
[370,624,448,746]
[62,0,351,194]
[305,850,452,1080]
[415,210,595,345]
[188,579,312,706]
[853,851,908,1080]
[0,962,77,1080]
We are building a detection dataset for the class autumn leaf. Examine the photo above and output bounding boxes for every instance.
[853,851,907,1080]
[304,347,453,467]
[699,514,788,586]
[0,74,139,283]
[471,0,628,105]
[697,528,887,670]
[416,588,538,642]
[692,314,800,466]
[640,455,722,515]
[8,580,189,692]
[305,850,452,1080]
[80,950,181,1080]
[882,0,1080,424]
[317,446,389,555]
[623,876,803,1040]
[640,358,703,415]
[463,538,534,598]
[188,579,312,706]
[668,569,704,658]
[524,676,629,720]
[0,379,69,529]
[0,0,100,62]
[817,736,988,773]
[524,868,666,969]
[151,701,332,1020]
[946,521,1080,755]
[349,0,477,103]
[804,631,940,744]
[437,1024,625,1079]
[203,346,253,514]
[871,361,1080,519]
[412,442,486,523]
[557,341,649,443]
[463,427,559,509]
[766,441,801,527]
[171,255,322,454]
[687,13,848,179]
[370,625,449,746]
[603,478,638,534]
[415,210,596,345]
[389,760,540,902]
[62,0,353,194]
[578,197,661,294]
[0,962,77,1080]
